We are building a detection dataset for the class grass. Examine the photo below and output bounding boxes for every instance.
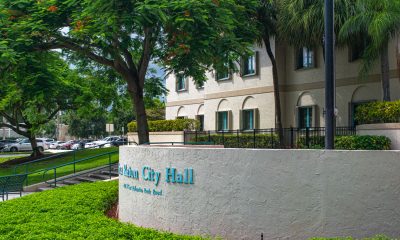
[0,156,25,164]
[0,147,119,185]
[0,181,205,240]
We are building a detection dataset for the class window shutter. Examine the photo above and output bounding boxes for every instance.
[312,105,319,127]
[239,110,243,130]
[254,108,260,129]
[228,111,233,130]
[255,51,260,76]
[295,106,300,128]
[215,112,219,131]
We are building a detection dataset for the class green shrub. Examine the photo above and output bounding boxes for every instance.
[297,135,391,150]
[309,235,392,240]
[197,133,279,148]
[128,119,200,132]
[355,100,400,125]
[0,181,205,239]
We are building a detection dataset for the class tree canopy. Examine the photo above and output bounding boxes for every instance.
[0,0,259,143]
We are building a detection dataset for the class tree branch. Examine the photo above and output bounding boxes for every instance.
[138,27,154,88]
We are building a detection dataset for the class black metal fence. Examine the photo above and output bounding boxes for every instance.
[184,127,356,149]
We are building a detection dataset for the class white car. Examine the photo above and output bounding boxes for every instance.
[49,141,65,149]
[84,142,98,149]
[92,136,120,148]
[3,138,49,152]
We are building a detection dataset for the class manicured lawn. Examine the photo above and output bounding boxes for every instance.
[0,156,24,164]
[0,147,119,185]
[0,181,205,240]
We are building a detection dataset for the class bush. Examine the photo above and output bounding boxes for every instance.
[197,133,279,148]
[128,119,200,132]
[0,181,204,239]
[297,135,391,150]
[355,100,400,125]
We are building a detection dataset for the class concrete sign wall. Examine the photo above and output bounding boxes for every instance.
[119,147,400,240]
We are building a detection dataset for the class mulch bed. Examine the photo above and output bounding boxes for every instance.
[0,154,54,168]
[106,202,119,220]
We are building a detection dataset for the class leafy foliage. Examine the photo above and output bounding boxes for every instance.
[297,135,391,150]
[355,100,400,124]
[339,0,400,79]
[197,134,279,148]
[0,181,205,239]
[0,0,259,143]
[128,119,200,132]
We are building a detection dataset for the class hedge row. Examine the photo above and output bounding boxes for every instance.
[297,135,391,150]
[355,100,400,124]
[128,119,200,132]
[0,181,203,239]
[197,134,279,148]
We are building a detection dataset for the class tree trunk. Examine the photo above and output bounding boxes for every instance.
[28,135,43,158]
[381,43,391,101]
[128,85,150,145]
[264,37,284,148]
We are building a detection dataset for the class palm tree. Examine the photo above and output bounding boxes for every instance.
[256,0,284,147]
[339,0,400,101]
[278,0,354,49]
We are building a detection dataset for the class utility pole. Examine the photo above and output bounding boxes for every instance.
[324,0,335,149]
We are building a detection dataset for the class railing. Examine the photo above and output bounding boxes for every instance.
[141,141,215,146]
[42,151,118,187]
[184,127,356,149]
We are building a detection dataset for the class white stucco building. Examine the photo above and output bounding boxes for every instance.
[165,39,400,131]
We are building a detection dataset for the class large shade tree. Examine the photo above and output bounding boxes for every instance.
[339,0,400,101]
[0,53,85,157]
[0,0,258,144]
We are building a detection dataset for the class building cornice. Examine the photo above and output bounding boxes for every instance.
[166,70,398,107]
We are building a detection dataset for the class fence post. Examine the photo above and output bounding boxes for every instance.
[306,127,310,148]
[208,131,211,142]
[109,154,112,179]
[54,169,57,187]
[222,130,225,147]
[195,130,198,143]
[290,127,294,148]
[237,129,240,148]
[271,128,274,148]
[253,129,256,148]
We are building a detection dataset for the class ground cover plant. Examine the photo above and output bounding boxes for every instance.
[0,147,119,185]
[0,181,205,240]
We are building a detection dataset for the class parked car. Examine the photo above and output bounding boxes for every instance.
[84,142,98,149]
[71,140,92,150]
[59,140,78,150]
[0,139,17,151]
[104,138,128,147]
[92,136,120,148]
[2,138,49,152]
[49,141,65,150]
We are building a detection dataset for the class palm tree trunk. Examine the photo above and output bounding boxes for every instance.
[381,43,391,101]
[263,37,284,148]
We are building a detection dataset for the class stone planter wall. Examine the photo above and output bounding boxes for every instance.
[357,123,400,150]
[127,131,185,144]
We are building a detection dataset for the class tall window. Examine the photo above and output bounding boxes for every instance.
[242,53,257,76]
[242,109,256,130]
[216,64,230,81]
[176,76,186,91]
[196,81,204,89]
[196,115,204,131]
[298,106,313,128]
[217,111,229,131]
[296,47,315,69]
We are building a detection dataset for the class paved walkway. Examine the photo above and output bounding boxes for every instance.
[0,192,34,202]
